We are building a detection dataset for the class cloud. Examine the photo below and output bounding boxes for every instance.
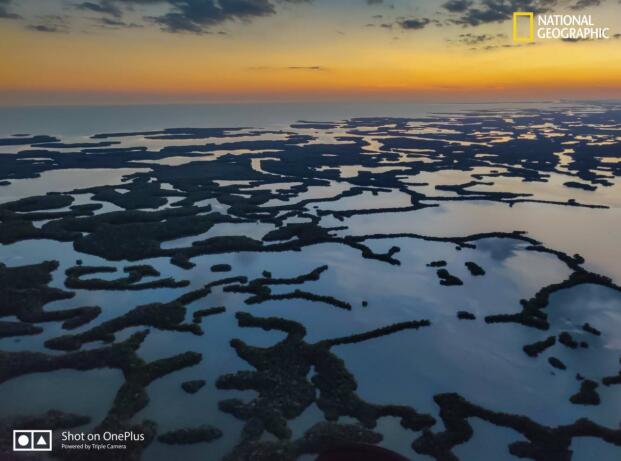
[452,32,504,44]
[76,1,122,18]
[96,16,143,27]
[442,0,473,12]
[27,15,68,33]
[570,0,601,9]
[372,15,435,31]
[0,0,20,19]
[249,65,326,71]
[287,66,324,70]
[445,0,555,27]
[98,16,125,25]
[141,0,310,33]
[65,0,313,33]
[28,24,67,33]
[481,41,536,50]
[446,31,519,50]
[28,24,62,32]
[398,17,431,30]
[560,37,593,42]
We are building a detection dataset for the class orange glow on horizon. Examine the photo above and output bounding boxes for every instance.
[1,16,620,105]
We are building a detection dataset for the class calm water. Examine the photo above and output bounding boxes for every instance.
[1,101,620,461]
[0,101,568,137]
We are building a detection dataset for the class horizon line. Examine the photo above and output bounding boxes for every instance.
[2,97,620,110]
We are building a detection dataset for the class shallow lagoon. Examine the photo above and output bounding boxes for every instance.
[1,102,620,460]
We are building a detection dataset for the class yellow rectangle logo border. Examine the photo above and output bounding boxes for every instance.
[513,12,534,42]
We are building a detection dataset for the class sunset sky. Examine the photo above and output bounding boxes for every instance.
[1,0,620,105]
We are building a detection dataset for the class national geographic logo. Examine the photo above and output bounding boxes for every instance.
[513,12,611,42]
[513,12,535,42]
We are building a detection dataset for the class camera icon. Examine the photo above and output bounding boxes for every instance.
[13,430,52,451]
